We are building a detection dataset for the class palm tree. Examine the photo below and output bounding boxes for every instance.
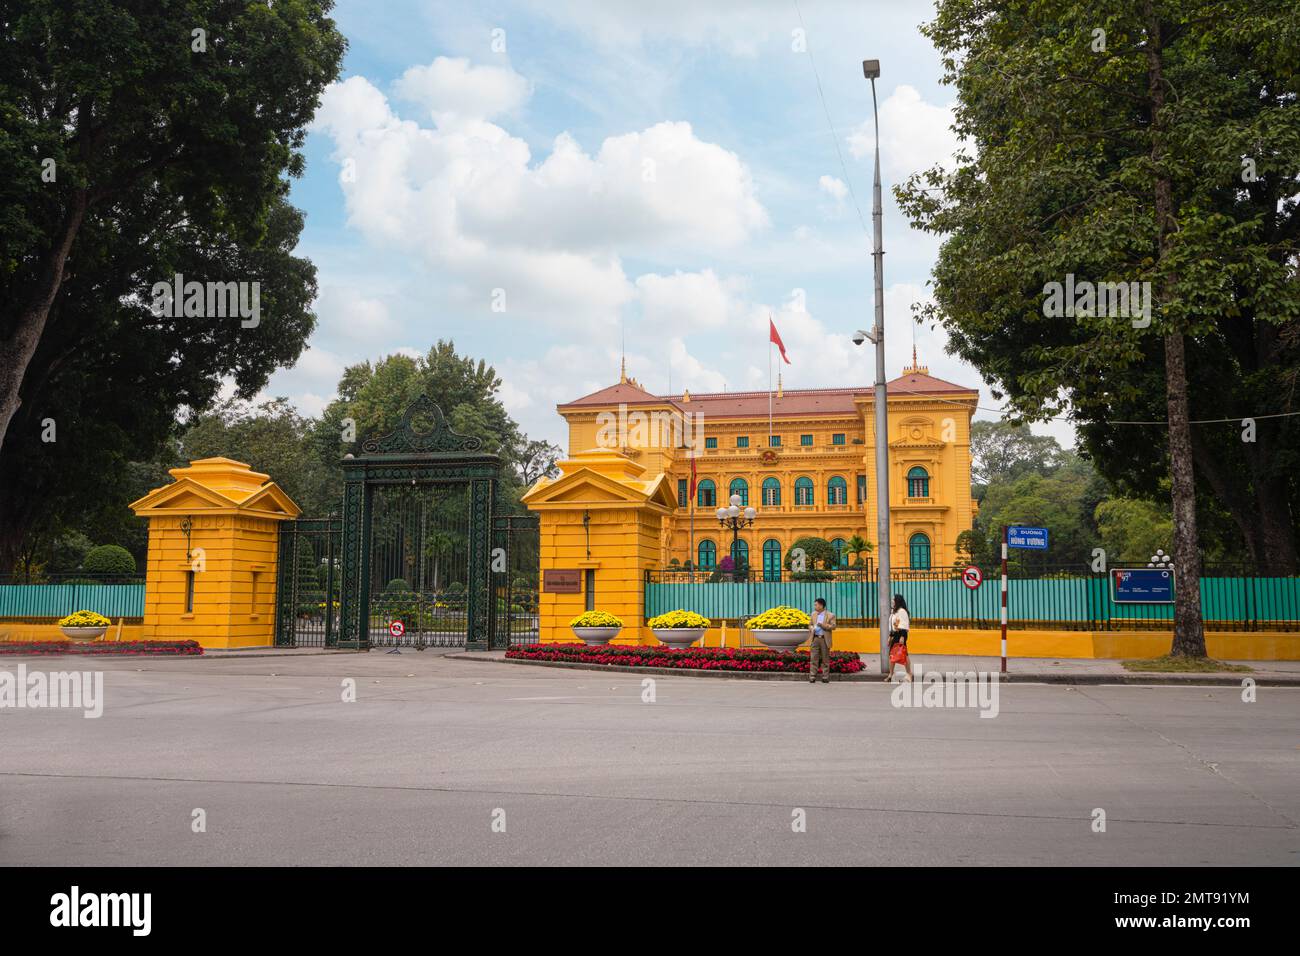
[847,535,872,567]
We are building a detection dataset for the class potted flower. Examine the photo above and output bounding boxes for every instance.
[648,610,710,649]
[745,605,810,651]
[569,610,623,645]
[58,610,111,642]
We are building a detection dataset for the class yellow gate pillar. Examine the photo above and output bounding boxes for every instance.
[129,457,301,649]
[522,449,676,645]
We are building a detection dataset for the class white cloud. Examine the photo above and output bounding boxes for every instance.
[847,85,963,181]
[315,285,401,343]
[818,175,847,201]
[393,57,532,120]
[311,74,768,329]
[635,269,744,336]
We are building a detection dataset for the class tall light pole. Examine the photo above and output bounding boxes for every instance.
[861,58,891,673]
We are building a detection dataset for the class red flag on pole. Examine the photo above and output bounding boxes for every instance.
[689,452,698,497]
[769,317,791,364]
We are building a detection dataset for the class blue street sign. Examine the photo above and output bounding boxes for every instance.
[1006,526,1049,550]
[1111,568,1175,604]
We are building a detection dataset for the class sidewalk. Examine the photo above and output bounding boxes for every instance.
[448,650,1300,685]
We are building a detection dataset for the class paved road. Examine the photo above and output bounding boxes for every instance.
[1,654,1296,865]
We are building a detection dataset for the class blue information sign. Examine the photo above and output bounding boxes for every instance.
[1006,526,1049,550]
[1111,568,1175,604]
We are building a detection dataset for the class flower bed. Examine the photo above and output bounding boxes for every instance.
[0,640,203,656]
[506,642,864,674]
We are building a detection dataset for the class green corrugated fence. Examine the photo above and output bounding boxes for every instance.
[0,584,144,619]
[645,571,1300,631]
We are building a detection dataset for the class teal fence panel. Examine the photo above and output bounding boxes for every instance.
[645,572,1300,630]
[0,584,145,618]
[646,578,870,621]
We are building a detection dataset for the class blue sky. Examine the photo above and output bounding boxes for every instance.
[261,0,1073,450]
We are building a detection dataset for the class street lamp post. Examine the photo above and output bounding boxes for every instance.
[861,58,891,674]
[716,494,757,576]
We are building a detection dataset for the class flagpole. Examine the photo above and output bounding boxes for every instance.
[768,314,774,444]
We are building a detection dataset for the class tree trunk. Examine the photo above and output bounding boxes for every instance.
[0,192,89,455]
[1146,3,1206,656]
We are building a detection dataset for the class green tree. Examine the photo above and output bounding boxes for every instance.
[1095,499,1175,565]
[0,0,345,572]
[897,0,1300,654]
[970,420,1068,501]
[784,536,837,580]
[82,543,136,576]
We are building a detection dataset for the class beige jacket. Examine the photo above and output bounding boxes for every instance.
[809,609,837,646]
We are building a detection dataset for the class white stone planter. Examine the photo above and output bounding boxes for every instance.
[60,626,107,643]
[571,625,621,646]
[651,627,705,649]
[750,627,808,651]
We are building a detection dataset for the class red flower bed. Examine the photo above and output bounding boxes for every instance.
[0,640,203,656]
[506,642,864,674]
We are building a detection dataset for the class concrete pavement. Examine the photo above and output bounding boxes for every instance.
[1,653,1296,866]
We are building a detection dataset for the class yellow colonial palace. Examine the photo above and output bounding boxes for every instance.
[545,355,979,576]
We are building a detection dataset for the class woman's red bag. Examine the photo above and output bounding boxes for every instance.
[889,641,908,664]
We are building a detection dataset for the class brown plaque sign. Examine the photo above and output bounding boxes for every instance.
[543,569,581,593]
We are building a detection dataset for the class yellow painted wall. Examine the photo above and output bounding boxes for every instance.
[562,624,1298,661]
[0,622,144,643]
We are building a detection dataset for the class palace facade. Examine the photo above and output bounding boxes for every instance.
[550,356,979,576]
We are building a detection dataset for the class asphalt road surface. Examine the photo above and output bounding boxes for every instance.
[1,653,1296,866]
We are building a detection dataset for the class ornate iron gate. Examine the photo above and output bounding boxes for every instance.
[275,517,342,647]
[336,396,501,651]
[367,483,472,648]
[491,514,540,646]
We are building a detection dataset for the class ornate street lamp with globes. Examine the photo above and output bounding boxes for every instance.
[716,494,757,577]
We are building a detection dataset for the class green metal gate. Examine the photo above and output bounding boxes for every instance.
[274,517,341,647]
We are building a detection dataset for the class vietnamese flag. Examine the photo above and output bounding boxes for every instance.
[689,452,698,498]
[769,317,791,364]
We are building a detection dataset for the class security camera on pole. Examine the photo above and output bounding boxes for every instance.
[856,57,891,674]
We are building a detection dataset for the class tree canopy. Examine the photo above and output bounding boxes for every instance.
[0,0,346,573]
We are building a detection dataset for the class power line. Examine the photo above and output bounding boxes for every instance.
[792,0,870,239]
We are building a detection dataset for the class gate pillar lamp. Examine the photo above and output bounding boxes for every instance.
[715,494,757,567]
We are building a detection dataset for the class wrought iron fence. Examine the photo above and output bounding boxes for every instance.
[645,564,1300,632]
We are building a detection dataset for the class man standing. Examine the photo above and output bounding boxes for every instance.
[808,597,836,684]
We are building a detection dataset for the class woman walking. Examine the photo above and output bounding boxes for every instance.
[884,594,913,682]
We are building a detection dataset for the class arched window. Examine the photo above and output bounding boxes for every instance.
[729,477,748,507]
[762,477,781,506]
[697,478,716,508]
[731,538,749,568]
[909,532,931,570]
[762,539,782,582]
[830,537,848,568]
[828,476,848,505]
[794,476,814,506]
[907,467,930,498]
[698,539,717,570]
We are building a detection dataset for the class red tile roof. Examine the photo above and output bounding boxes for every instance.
[558,371,977,418]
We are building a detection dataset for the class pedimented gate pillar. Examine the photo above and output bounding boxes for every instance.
[522,449,677,645]
[129,457,301,649]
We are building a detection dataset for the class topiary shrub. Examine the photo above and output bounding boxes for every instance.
[385,578,411,592]
[82,544,136,576]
